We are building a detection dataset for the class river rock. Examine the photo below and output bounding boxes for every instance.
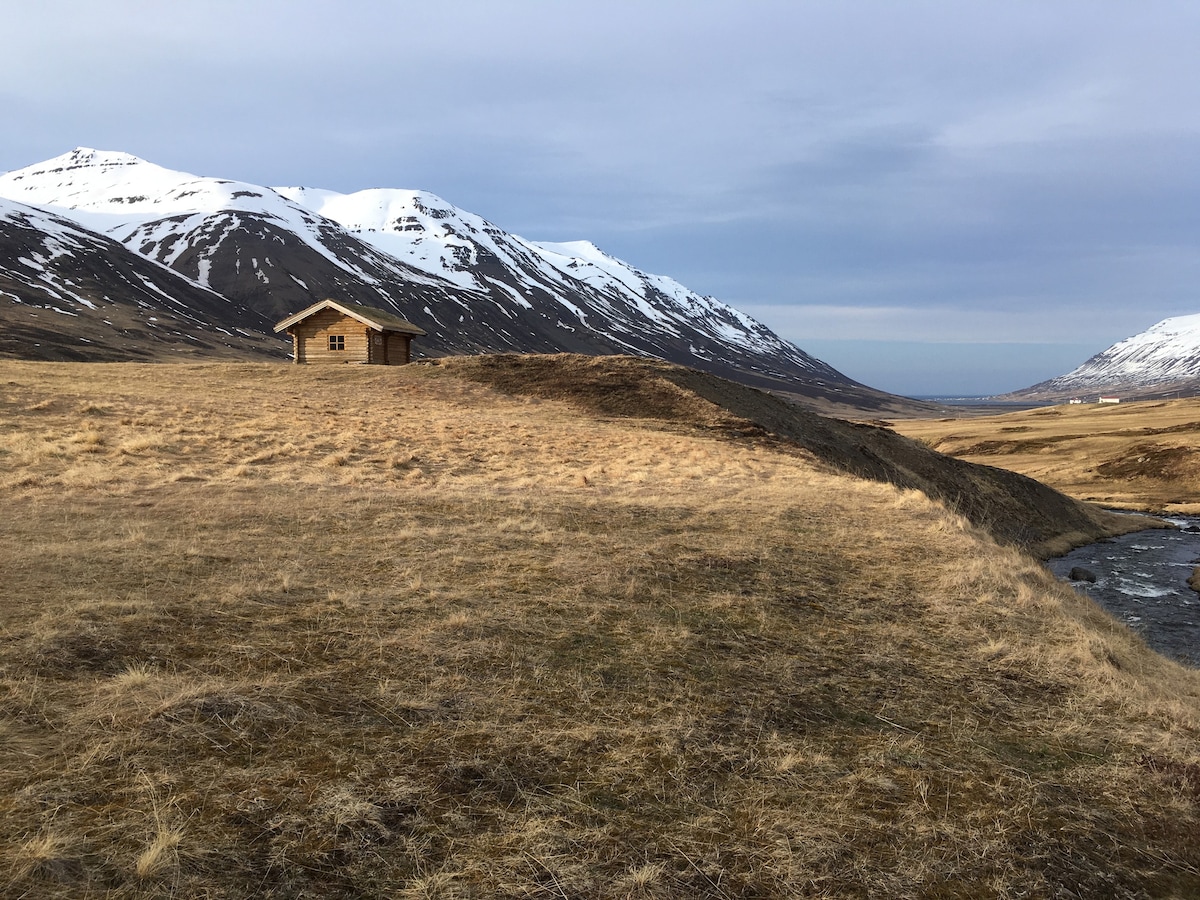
[1190,567,1200,594]
[1069,566,1098,583]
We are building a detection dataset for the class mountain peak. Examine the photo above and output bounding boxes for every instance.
[1144,312,1200,338]
[0,149,319,236]
[10,147,154,179]
[65,147,146,167]
[0,148,198,217]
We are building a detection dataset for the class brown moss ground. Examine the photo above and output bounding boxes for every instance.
[2,358,1200,898]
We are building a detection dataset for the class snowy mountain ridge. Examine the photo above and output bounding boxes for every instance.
[1,149,798,364]
[0,149,316,235]
[0,149,456,294]
[271,182,808,367]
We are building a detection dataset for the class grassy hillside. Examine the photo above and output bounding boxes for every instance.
[2,357,1199,898]
[432,354,1142,557]
[892,398,1200,515]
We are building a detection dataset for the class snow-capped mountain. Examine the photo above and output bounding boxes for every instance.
[1007,313,1200,400]
[1,148,894,406]
[0,196,281,361]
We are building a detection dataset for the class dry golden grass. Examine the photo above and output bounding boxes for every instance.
[893,398,1200,514]
[2,359,1200,898]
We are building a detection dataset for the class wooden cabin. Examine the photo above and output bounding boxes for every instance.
[274,299,426,365]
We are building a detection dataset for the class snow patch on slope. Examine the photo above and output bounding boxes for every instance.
[0,148,449,293]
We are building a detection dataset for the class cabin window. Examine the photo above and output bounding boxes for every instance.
[328,335,346,351]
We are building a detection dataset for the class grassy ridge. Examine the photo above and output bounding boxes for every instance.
[434,353,1143,557]
[2,359,1200,897]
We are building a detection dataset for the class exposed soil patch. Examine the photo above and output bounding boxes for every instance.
[953,435,1080,455]
[1097,443,1200,480]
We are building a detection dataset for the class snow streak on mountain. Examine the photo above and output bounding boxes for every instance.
[1,147,869,400]
[1009,313,1200,400]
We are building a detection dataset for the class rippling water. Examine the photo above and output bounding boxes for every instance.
[1046,516,1200,666]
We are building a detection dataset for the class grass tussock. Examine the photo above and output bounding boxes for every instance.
[2,358,1200,897]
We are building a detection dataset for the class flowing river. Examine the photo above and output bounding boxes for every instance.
[1046,515,1200,667]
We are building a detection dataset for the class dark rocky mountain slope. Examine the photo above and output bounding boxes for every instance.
[0,198,281,361]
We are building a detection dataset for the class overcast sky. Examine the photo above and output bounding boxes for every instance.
[5,0,1199,395]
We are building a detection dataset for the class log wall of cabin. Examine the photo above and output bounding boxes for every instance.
[385,332,412,365]
[292,310,371,364]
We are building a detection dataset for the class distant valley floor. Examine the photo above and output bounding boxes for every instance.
[893,397,1200,515]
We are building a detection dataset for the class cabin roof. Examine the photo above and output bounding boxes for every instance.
[273,299,426,336]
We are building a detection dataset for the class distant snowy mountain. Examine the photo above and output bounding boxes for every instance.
[0,147,906,408]
[1007,313,1200,400]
